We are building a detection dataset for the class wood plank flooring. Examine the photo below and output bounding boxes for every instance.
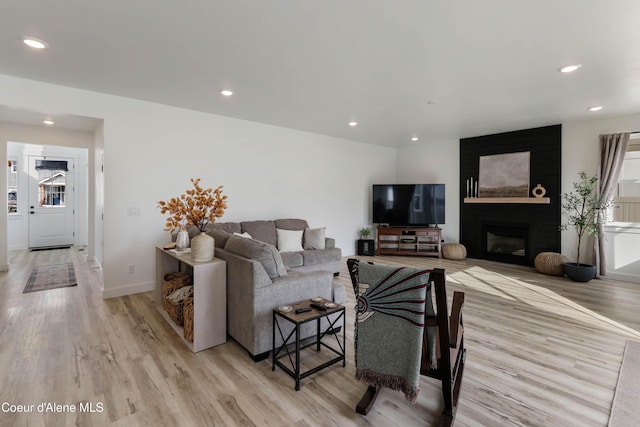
[1,248,639,426]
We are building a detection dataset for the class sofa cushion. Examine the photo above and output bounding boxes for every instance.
[303,227,326,250]
[209,222,242,234]
[204,228,233,248]
[224,235,287,279]
[277,228,304,252]
[274,218,308,231]
[302,248,342,266]
[280,252,304,269]
[241,220,277,246]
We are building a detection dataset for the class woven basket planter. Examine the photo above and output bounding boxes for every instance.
[162,271,191,326]
[162,272,191,314]
[183,297,194,341]
[534,252,569,276]
[165,298,185,326]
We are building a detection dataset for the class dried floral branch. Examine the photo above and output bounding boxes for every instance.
[157,178,228,233]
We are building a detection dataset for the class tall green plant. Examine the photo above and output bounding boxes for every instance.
[559,171,611,265]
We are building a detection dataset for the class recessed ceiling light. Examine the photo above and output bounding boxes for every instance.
[220,90,233,97]
[23,37,48,49]
[558,64,582,73]
[348,121,358,127]
[411,137,419,142]
[43,120,54,125]
[588,106,604,112]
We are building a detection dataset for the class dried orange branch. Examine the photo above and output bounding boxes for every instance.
[157,178,228,233]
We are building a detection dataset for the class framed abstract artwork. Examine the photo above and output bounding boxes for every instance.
[478,151,530,197]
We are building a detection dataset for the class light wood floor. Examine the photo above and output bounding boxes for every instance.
[1,248,639,426]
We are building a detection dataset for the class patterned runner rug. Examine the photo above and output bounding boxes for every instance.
[608,340,640,426]
[23,263,77,293]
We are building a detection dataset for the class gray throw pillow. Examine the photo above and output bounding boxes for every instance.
[304,227,326,250]
[224,235,287,279]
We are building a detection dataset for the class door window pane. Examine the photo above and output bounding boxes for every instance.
[38,169,66,207]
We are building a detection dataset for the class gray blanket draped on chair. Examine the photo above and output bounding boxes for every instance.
[353,261,436,403]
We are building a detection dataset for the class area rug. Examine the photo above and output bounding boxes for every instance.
[609,340,640,426]
[23,263,77,293]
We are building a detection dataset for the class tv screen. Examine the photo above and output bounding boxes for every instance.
[372,184,445,226]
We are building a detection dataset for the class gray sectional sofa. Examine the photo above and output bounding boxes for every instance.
[188,219,344,359]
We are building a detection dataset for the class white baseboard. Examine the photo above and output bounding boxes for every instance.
[606,271,640,284]
[102,281,155,299]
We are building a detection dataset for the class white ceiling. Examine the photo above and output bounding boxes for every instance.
[0,105,101,132]
[1,1,639,147]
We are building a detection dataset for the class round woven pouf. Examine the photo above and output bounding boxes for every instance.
[442,243,467,260]
[534,252,569,276]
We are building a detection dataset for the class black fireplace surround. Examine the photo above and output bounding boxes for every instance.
[460,125,561,266]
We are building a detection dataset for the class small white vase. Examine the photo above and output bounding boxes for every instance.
[191,232,215,262]
[175,230,190,251]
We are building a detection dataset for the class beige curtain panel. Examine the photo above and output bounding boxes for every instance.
[595,132,630,276]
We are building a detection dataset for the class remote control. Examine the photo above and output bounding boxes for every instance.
[295,307,311,314]
[310,302,327,311]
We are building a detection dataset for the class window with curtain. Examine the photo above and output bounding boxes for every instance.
[612,133,640,222]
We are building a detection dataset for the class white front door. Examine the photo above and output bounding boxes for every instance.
[28,156,75,249]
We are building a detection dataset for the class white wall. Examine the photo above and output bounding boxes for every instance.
[394,137,460,244]
[562,112,640,264]
[0,74,396,297]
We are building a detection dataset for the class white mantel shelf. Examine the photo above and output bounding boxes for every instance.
[464,197,550,204]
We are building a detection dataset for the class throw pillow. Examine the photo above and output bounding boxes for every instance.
[277,228,304,253]
[233,232,252,239]
[167,285,194,304]
[303,227,326,250]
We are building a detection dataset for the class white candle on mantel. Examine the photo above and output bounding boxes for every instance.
[475,181,478,198]
[466,179,470,198]
[470,177,473,198]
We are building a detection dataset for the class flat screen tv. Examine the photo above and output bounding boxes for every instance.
[372,184,445,227]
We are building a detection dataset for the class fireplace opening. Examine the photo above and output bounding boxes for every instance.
[481,222,529,265]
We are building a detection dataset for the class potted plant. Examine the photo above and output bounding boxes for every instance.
[158,178,228,262]
[359,227,372,240]
[559,171,611,282]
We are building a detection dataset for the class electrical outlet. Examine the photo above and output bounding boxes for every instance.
[128,264,135,274]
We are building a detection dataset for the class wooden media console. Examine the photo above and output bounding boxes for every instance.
[376,227,442,258]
